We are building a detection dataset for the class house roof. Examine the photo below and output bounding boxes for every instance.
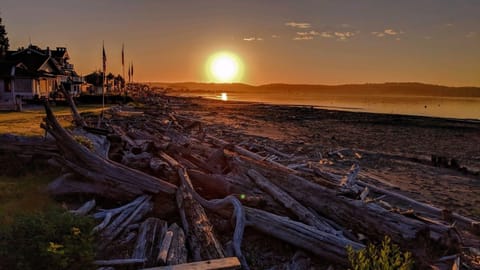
[4,47,64,77]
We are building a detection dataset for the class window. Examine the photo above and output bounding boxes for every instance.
[4,79,11,92]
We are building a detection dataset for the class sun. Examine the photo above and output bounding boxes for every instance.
[206,52,243,82]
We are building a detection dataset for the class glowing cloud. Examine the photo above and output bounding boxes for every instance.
[285,22,311,29]
[293,36,314,41]
[243,37,263,41]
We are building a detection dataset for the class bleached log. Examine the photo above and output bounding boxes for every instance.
[94,195,148,219]
[231,154,459,254]
[176,177,225,261]
[58,84,87,127]
[244,207,363,265]
[165,223,188,265]
[313,164,479,231]
[92,212,112,233]
[94,258,146,266]
[132,217,167,268]
[156,230,173,265]
[206,134,296,173]
[140,257,241,270]
[101,196,153,247]
[247,169,340,236]
[160,151,247,268]
[70,199,96,216]
[41,103,176,200]
[47,174,127,200]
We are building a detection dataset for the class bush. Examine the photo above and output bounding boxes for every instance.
[347,236,414,270]
[0,207,96,270]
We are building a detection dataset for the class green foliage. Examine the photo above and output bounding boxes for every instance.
[347,236,414,270]
[73,135,94,150]
[0,207,96,270]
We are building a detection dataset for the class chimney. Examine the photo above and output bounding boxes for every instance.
[46,46,51,56]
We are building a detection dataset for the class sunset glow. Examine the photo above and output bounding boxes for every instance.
[206,52,243,83]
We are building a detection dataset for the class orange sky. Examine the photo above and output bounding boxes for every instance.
[2,0,480,86]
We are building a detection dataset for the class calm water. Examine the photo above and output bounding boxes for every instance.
[174,90,480,120]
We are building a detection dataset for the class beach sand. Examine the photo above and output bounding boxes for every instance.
[165,94,480,220]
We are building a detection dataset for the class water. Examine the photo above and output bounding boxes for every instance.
[171,89,480,120]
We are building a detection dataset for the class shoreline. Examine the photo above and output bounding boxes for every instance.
[165,89,480,121]
[162,93,480,219]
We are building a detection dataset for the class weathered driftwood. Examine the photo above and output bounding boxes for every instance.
[230,153,459,254]
[165,223,188,265]
[93,212,112,233]
[247,169,340,236]
[244,207,364,265]
[41,103,176,200]
[187,169,233,198]
[312,163,480,232]
[140,257,241,270]
[93,258,146,266]
[47,173,127,200]
[70,199,96,216]
[132,217,167,268]
[206,134,296,174]
[156,230,173,265]
[101,196,153,248]
[57,84,87,127]
[94,195,148,219]
[176,173,225,261]
[160,151,248,269]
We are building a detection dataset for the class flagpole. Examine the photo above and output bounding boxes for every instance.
[102,42,106,112]
[122,43,126,96]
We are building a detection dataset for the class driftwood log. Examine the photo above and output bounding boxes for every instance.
[230,152,460,256]
[41,103,176,200]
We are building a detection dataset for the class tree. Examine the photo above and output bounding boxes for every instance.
[0,16,9,57]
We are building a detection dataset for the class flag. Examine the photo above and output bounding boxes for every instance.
[128,63,131,83]
[102,43,107,74]
[131,62,134,79]
[121,44,125,66]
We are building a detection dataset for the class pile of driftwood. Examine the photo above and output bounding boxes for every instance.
[1,89,479,270]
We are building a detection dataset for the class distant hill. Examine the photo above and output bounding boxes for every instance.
[151,82,480,98]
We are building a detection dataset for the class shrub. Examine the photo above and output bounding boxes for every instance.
[0,207,96,270]
[347,236,414,270]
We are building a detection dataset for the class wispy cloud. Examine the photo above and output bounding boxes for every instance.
[271,34,280,39]
[243,37,263,41]
[293,36,314,41]
[445,23,454,27]
[384,29,398,35]
[372,29,404,38]
[296,31,320,36]
[334,31,356,41]
[320,32,334,38]
[466,31,477,38]
[285,22,311,29]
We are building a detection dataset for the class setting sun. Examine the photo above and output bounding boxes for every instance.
[206,52,243,83]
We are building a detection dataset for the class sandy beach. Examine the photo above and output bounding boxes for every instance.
[164,93,480,220]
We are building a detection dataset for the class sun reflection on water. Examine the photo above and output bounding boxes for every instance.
[221,92,228,101]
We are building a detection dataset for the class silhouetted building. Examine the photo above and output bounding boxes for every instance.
[0,44,83,110]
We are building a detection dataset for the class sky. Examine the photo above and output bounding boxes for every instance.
[1,0,479,86]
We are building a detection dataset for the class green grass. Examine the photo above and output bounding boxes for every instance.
[0,172,59,224]
[0,105,107,136]
[0,105,107,221]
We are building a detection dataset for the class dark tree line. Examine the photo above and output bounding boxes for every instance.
[0,16,10,57]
